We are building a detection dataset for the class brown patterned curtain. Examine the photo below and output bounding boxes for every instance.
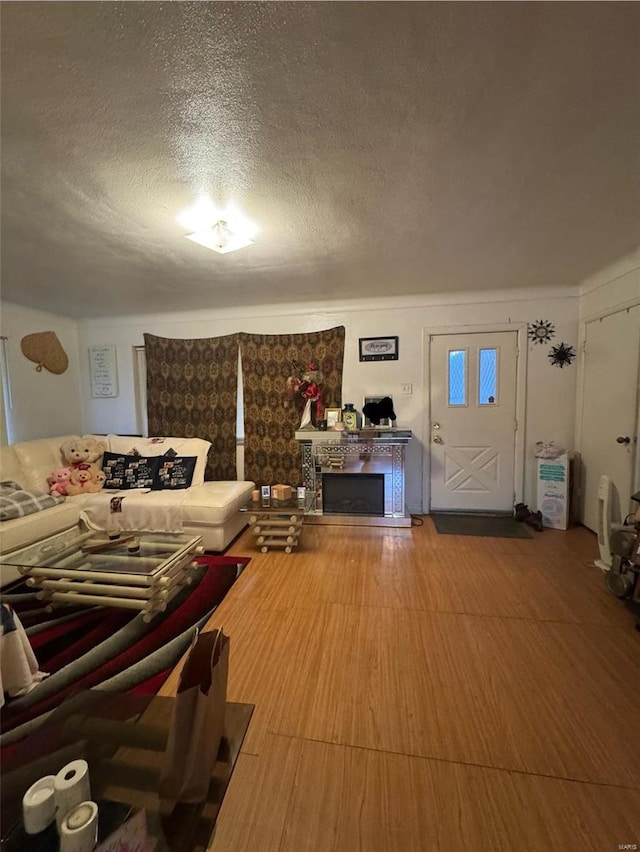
[240,327,345,487]
[144,333,239,481]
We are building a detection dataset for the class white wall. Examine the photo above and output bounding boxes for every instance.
[77,286,579,512]
[579,248,640,319]
[0,303,84,442]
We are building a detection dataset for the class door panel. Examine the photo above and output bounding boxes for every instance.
[581,306,640,531]
[430,332,518,512]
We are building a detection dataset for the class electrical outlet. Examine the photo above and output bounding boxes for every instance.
[400,383,412,394]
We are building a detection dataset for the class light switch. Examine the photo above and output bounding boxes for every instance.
[401,383,412,394]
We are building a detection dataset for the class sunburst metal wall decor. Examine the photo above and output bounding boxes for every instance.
[528,319,555,345]
[548,342,576,368]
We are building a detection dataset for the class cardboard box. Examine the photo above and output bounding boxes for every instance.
[271,484,292,501]
[537,453,572,529]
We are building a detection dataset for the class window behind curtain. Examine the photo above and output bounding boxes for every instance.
[1,336,13,444]
[133,345,244,440]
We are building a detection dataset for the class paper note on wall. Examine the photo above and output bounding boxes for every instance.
[89,345,119,398]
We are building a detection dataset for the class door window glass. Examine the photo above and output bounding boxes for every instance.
[448,350,466,406]
[479,348,497,405]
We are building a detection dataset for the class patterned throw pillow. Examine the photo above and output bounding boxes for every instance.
[102,451,197,491]
[102,452,160,490]
[106,436,211,486]
[153,454,197,490]
[0,481,65,520]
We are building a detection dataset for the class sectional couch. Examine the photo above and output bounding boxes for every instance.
[0,434,255,585]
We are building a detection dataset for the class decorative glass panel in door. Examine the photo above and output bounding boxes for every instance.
[448,350,467,406]
[478,348,498,405]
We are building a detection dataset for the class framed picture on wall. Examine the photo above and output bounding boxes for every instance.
[359,336,399,362]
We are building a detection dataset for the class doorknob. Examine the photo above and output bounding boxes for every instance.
[433,435,443,444]
[616,436,631,444]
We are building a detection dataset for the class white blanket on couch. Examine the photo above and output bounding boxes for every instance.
[80,490,187,534]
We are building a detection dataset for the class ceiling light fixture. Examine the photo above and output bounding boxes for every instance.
[178,196,258,255]
[186,220,255,254]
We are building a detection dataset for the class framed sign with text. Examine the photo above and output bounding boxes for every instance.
[358,336,399,362]
[89,345,119,398]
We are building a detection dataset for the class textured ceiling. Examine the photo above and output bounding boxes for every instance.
[1,1,639,319]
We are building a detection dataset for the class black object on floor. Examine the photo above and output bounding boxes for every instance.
[431,513,533,538]
[514,502,544,531]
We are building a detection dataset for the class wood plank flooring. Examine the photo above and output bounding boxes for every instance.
[161,520,640,851]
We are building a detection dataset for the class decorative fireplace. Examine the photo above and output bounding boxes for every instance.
[295,428,412,527]
[322,473,385,516]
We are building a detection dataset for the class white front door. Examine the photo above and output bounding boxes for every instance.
[580,305,640,532]
[429,331,518,512]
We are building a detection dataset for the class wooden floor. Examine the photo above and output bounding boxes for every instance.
[162,519,640,851]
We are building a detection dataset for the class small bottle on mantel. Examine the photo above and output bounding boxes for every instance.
[341,403,359,431]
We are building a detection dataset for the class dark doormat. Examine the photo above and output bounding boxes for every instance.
[430,513,533,538]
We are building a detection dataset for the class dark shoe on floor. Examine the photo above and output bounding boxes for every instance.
[514,503,530,522]
[525,510,544,532]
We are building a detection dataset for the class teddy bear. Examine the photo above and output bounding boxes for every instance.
[60,436,107,469]
[65,464,105,496]
[47,466,73,497]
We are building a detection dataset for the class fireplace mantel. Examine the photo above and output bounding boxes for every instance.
[295,429,412,527]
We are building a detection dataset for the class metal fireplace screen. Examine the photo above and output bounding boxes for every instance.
[322,473,385,516]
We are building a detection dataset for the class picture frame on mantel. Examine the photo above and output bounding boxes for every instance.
[359,336,399,362]
[325,407,342,429]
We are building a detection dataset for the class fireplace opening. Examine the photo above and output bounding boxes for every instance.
[322,473,385,516]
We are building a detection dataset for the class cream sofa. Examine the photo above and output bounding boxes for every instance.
[0,434,255,585]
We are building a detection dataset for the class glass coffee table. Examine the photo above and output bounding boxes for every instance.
[0,688,254,851]
[241,494,307,553]
[1,527,204,621]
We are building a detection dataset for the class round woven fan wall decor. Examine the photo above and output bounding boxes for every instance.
[20,331,69,374]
